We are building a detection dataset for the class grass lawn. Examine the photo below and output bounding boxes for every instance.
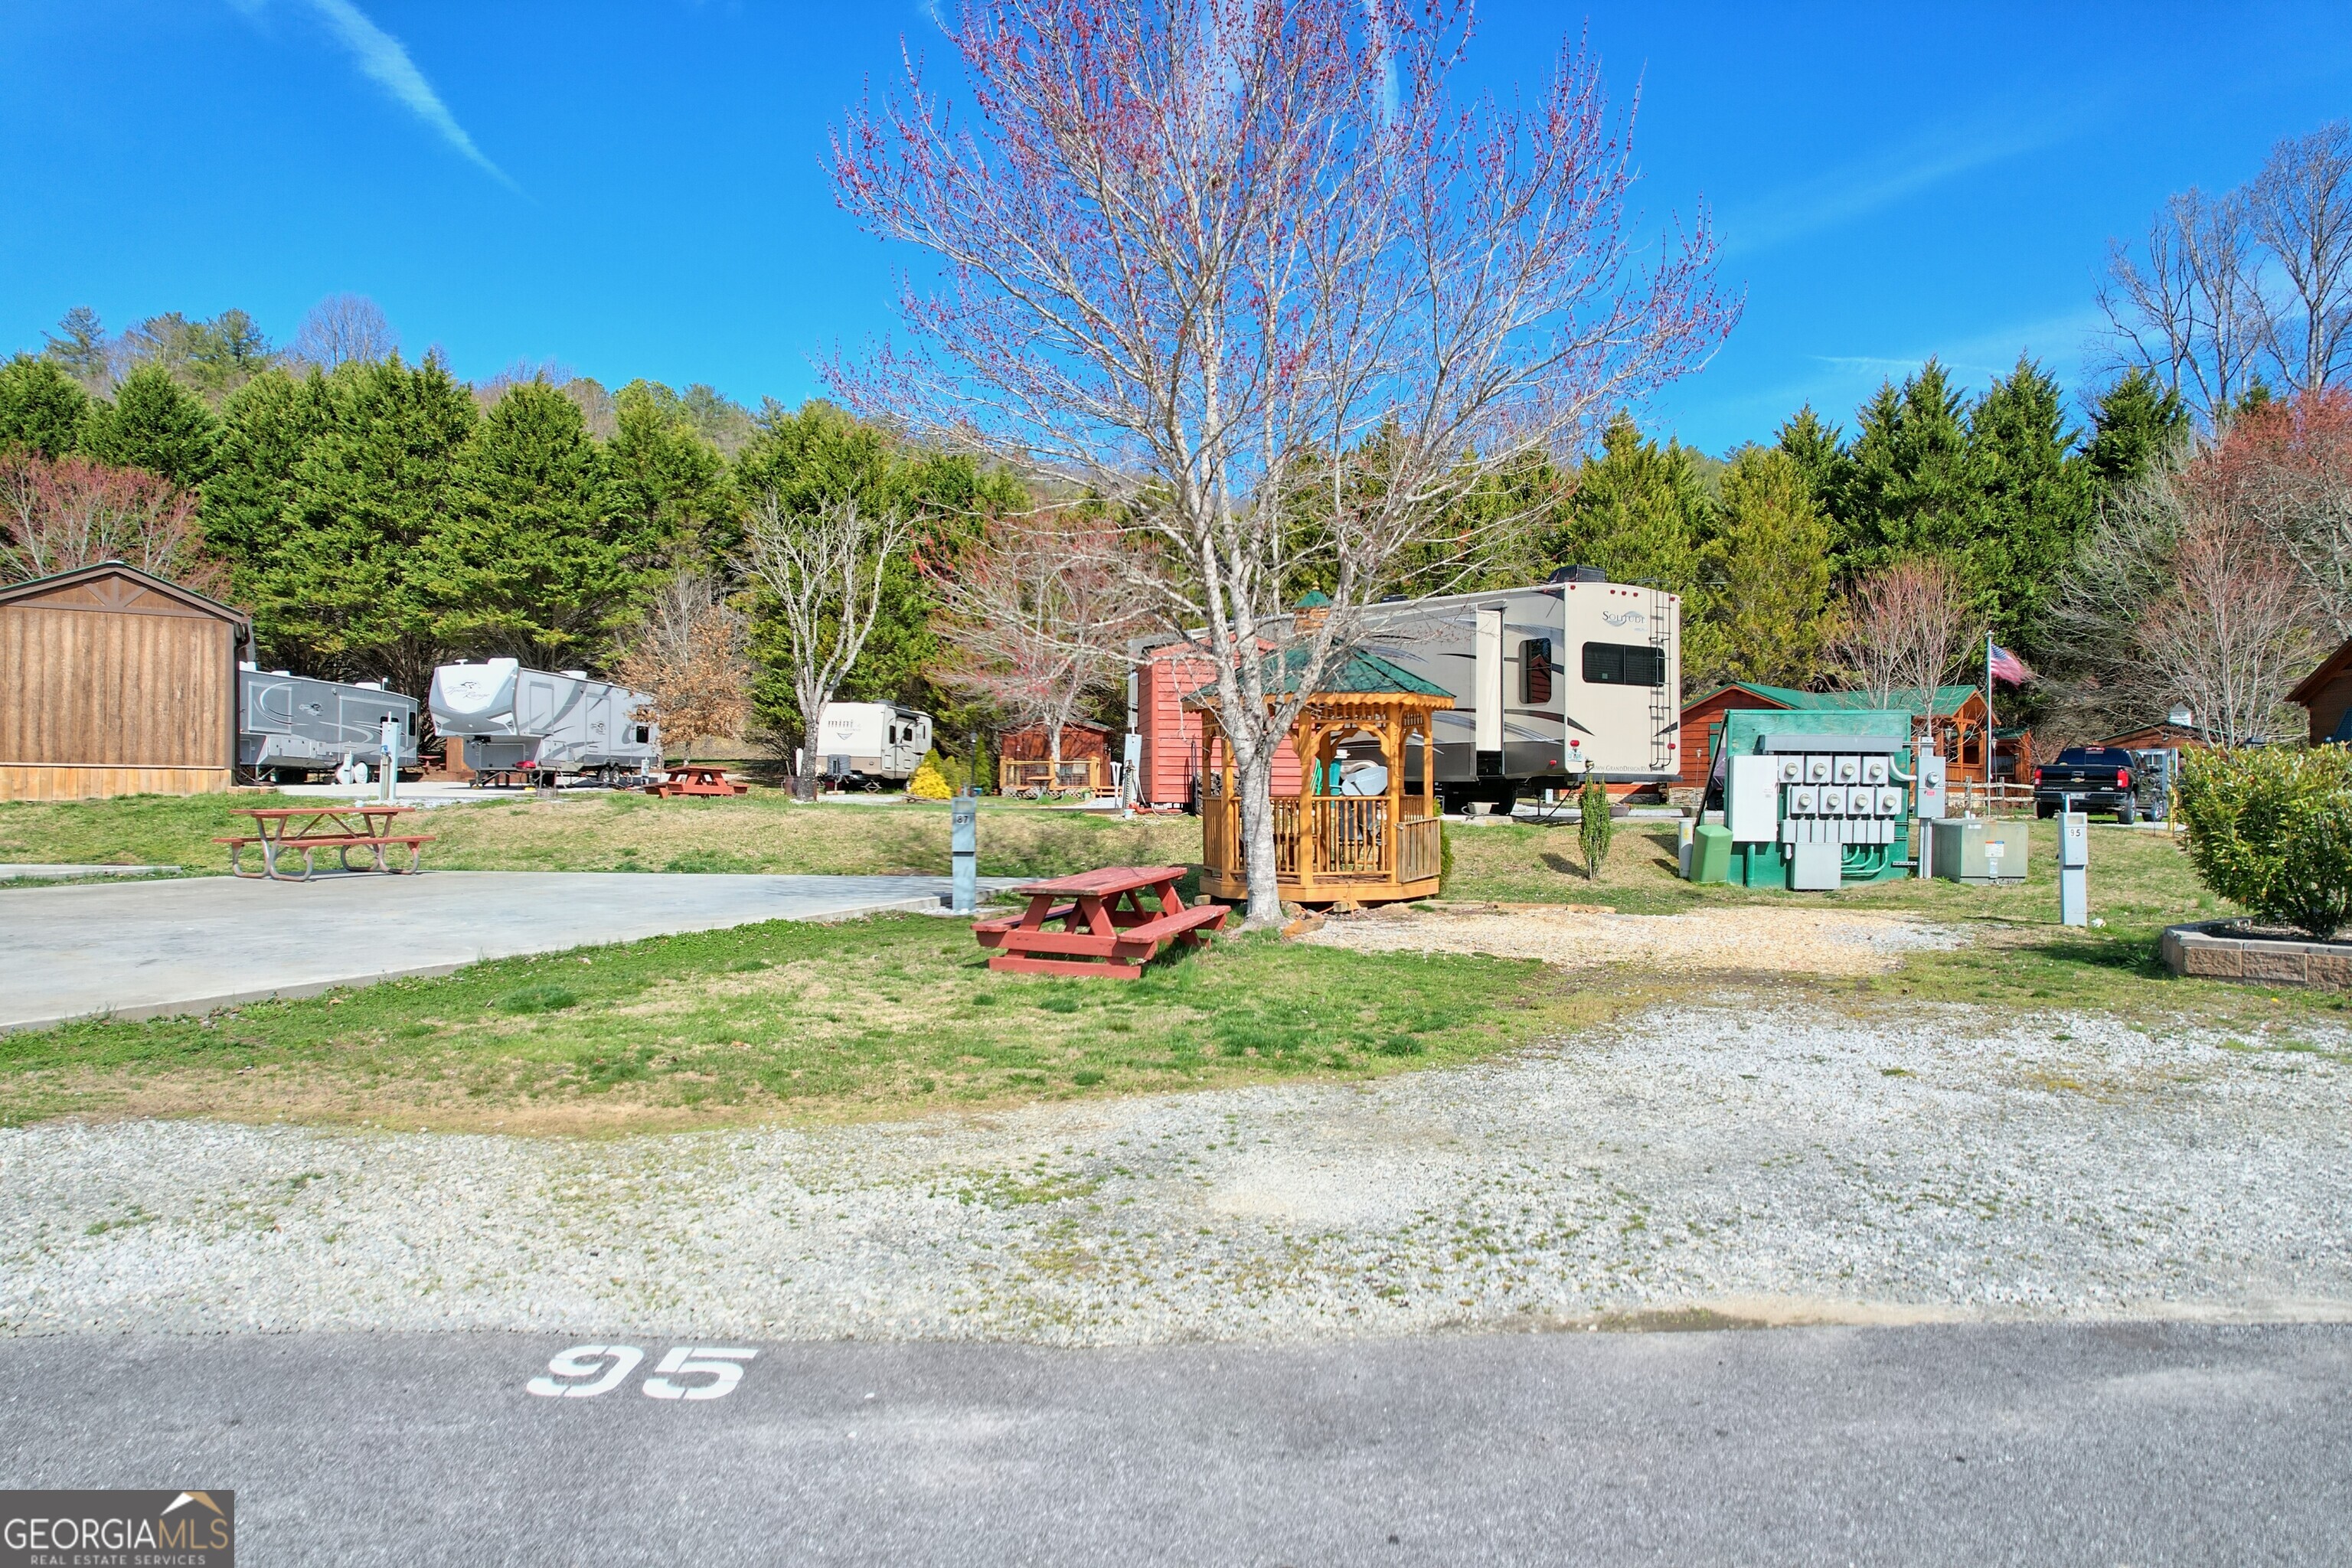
[0,789,1201,882]
[0,916,1632,1133]
[5,794,2344,1134]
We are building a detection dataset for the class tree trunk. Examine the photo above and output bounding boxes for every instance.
[795,678,826,802]
[1233,734,1283,926]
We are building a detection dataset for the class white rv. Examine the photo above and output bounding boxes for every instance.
[1352,569,1682,812]
[813,701,933,789]
[429,658,662,785]
[1130,567,1682,815]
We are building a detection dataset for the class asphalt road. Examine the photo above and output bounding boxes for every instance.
[3,1323,2345,1566]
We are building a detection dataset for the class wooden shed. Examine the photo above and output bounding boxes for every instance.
[998,718,1114,795]
[0,561,250,800]
[2289,638,2352,746]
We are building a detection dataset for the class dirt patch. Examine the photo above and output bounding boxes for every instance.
[1302,902,1962,976]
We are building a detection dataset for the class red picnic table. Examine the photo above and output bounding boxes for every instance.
[646,765,749,797]
[973,864,1228,978]
[215,805,435,882]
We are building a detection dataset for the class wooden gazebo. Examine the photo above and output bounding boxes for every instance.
[1191,647,1452,906]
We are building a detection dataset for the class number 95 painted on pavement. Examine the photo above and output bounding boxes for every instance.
[527,1345,756,1401]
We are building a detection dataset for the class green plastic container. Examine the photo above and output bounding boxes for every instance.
[1690,822,1733,884]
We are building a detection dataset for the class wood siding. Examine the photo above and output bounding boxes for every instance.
[0,764,231,800]
[2,604,234,769]
[2298,672,2352,747]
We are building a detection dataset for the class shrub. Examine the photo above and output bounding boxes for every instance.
[908,750,955,799]
[2176,746,2352,939]
[1579,772,1614,880]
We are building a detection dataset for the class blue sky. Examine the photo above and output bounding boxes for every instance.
[4,2,2348,454]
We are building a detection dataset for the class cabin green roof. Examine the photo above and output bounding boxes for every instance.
[1698,681,1981,718]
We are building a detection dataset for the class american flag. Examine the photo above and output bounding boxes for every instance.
[1988,643,2034,685]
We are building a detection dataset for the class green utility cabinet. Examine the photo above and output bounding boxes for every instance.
[1930,818,2028,884]
[1690,822,1733,884]
[1709,708,1917,891]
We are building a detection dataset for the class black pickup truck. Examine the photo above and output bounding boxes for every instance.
[2034,745,2153,823]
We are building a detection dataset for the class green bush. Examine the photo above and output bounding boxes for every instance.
[1578,773,1614,880]
[2176,746,2352,939]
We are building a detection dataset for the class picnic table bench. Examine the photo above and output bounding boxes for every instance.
[973,864,1227,978]
[215,805,435,883]
[647,765,749,798]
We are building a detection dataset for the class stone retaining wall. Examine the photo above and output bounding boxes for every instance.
[2161,919,2352,988]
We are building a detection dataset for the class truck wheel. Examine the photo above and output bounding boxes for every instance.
[2119,802,2139,825]
[2036,802,2055,819]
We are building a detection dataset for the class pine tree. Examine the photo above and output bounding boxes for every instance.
[82,364,220,489]
[1964,354,2092,653]
[1542,413,1709,590]
[257,354,475,691]
[0,355,90,459]
[1694,446,1834,689]
[1775,404,1853,531]
[41,307,113,394]
[1842,359,1976,574]
[202,367,334,577]
[2082,369,2191,492]
[426,381,651,667]
[605,381,734,569]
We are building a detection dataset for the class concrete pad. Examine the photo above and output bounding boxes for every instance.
[0,872,1021,1031]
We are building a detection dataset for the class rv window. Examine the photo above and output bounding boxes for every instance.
[405,714,416,737]
[1581,642,1665,688]
[1521,639,1553,704]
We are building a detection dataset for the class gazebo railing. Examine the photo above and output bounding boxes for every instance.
[1200,795,1441,886]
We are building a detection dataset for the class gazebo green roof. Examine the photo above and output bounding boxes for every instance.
[1186,645,1452,704]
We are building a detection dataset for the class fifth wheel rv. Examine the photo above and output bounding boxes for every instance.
[1130,567,1681,814]
[238,667,421,782]
[428,659,662,785]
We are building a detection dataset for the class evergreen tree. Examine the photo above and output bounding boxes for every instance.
[1842,360,1979,577]
[41,307,113,393]
[1964,354,2092,653]
[605,381,735,569]
[1541,413,1709,590]
[202,367,334,577]
[425,381,652,667]
[734,400,1023,735]
[257,354,476,691]
[0,355,91,459]
[81,364,220,489]
[1775,404,1854,530]
[1694,446,1834,689]
[2082,369,2191,491]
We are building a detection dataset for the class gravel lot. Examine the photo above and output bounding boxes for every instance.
[1305,903,1961,975]
[5,1003,2347,1342]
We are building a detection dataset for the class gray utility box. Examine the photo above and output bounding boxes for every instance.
[1930,818,2029,884]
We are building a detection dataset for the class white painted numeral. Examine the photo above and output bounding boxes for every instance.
[641,1345,756,1401]
[527,1344,645,1398]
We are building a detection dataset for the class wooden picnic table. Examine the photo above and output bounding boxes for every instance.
[216,805,435,883]
[972,864,1227,978]
[646,765,749,798]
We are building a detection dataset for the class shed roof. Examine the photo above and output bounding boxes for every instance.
[1688,680,1981,718]
[2288,636,2352,705]
[0,560,248,626]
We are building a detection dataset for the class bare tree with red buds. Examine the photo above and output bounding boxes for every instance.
[831,0,1733,920]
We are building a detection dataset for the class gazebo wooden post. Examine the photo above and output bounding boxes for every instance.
[1295,715,1321,897]
[1383,709,1403,877]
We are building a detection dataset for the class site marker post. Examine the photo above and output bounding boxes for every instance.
[951,793,977,914]
[2059,802,2089,927]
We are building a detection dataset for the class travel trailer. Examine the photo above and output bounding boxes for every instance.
[813,701,933,789]
[1131,568,1682,814]
[428,658,662,785]
[238,667,420,782]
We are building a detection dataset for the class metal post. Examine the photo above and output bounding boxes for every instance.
[950,793,977,914]
[380,715,400,805]
[2059,800,2089,926]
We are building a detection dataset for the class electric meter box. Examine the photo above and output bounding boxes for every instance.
[1703,709,1918,892]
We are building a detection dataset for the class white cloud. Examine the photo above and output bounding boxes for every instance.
[1721,112,2088,259]
[257,0,515,189]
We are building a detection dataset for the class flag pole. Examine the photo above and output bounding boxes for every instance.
[1984,632,1995,799]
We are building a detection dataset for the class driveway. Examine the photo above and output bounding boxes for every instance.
[0,871,1018,1030]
